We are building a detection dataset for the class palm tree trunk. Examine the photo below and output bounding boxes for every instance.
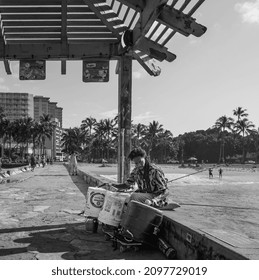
[222,140,225,163]
[242,136,246,164]
[218,141,222,163]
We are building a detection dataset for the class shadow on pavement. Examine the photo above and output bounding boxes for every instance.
[63,164,88,197]
[0,222,83,234]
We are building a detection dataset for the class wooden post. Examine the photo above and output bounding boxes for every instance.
[117,55,132,183]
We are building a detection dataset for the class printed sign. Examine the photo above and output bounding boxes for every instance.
[19,60,46,80]
[83,61,109,82]
[90,192,105,208]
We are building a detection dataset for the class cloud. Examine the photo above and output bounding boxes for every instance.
[0,84,10,91]
[235,0,259,24]
[133,111,159,123]
[99,109,118,119]
[132,71,142,79]
[0,77,10,91]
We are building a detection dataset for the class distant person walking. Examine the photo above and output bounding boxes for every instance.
[219,168,223,179]
[209,168,213,179]
[41,154,46,167]
[30,154,36,171]
[69,152,78,176]
[0,157,2,172]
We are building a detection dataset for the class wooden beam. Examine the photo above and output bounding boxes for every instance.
[139,0,167,35]
[4,60,12,75]
[117,55,132,182]
[134,37,176,62]
[61,60,66,74]
[115,0,144,12]
[158,6,207,37]
[61,0,68,72]
[2,42,121,60]
[133,53,161,76]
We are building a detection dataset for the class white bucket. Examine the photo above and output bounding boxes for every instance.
[98,191,131,227]
[84,187,107,218]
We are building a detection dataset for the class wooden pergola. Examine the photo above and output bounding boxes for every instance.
[0,0,207,182]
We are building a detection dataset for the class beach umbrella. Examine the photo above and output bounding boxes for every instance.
[187,157,197,161]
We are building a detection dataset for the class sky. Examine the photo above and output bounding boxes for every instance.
[0,0,259,137]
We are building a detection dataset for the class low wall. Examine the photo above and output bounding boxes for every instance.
[75,167,251,260]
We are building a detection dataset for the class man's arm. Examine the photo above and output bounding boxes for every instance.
[112,182,130,190]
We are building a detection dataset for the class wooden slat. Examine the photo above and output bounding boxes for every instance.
[0,7,92,13]
[83,0,123,38]
[127,10,138,29]
[170,0,179,7]
[67,14,98,20]
[161,30,176,46]
[178,0,192,13]
[1,14,62,20]
[5,34,61,38]
[3,26,110,33]
[3,27,62,32]
[117,3,123,16]
[122,6,130,22]
[0,0,87,5]
[154,26,169,43]
[147,22,161,39]
[67,33,116,38]
[67,20,103,26]
[188,0,206,16]
[1,13,98,20]
[67,26,111,32]
[6,39,62,44]
[2,20,103,26]
[2,21,62,26]
[68,38,118,42]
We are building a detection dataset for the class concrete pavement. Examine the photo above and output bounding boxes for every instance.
[0,163,165,260]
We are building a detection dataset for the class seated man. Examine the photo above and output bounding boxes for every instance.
[113,147,168,207]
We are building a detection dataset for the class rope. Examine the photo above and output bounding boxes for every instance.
[166,166,218,185]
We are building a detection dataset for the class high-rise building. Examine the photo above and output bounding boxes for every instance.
[33,95,50,122]
[0,92,34,120]
[34,96,63,127]
[45,118,64,160]
[55,107,63,128]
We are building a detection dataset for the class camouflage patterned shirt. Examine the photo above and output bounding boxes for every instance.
[126,163,167,194]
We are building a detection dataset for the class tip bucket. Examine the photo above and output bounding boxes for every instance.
[84,187,106,218]
[98,191,130,227]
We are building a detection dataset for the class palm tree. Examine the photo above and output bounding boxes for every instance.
[81,116,97,136]
[145,121,163,160]
[250,128,259,164]
[80,117,97,161]
[131,123,147,147]
[213,115,234,163]
[11,117,35,158]
[234,118,255,163]
[233,107,248,122]
[61,127,83,155]
[38,114,56,155]
[157,129,174,162]
[102,118,116,160]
